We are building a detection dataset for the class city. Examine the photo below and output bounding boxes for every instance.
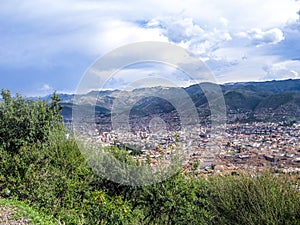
[75,120,300,176]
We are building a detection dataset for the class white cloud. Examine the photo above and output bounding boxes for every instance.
[263,60,300,80]
[26,83,54,97]
[145,17,232,59]
[40,84,52,92]
[159,18,205,43]
[89,20,168,54]
[237,28,285,46]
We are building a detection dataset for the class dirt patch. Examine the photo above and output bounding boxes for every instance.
[0,205,31,225]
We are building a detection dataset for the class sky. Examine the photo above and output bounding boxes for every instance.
[1,0,300,96]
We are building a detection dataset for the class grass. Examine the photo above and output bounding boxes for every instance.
[208,173,300,225]
[0,198,59,225]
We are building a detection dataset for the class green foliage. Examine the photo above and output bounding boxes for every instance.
[0,134,92,223]
[83,190,134,225]
[137,173,213,225]
[0,198,58,224]
[208,174,300,225]
[0,89,63,153]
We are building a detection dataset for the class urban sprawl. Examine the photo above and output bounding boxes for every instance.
[72,120,300,176]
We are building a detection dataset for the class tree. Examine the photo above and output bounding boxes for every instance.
[0,89,63,153]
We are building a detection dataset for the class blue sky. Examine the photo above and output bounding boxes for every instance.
[1,0,300,96]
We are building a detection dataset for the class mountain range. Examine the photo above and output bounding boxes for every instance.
[54,78,300,124]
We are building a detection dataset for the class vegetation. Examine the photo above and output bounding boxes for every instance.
[0,89,300,224]
[0,198,58,224]
[208,174,300,225]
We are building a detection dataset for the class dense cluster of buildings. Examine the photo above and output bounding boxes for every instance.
[73,120,300,176]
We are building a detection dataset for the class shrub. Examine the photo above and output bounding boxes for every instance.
[0,89,63,153]
[208,173,300,225]
[137,173,213,225]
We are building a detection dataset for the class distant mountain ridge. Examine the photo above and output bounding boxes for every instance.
[50,78,300,123]
[222,79,300,93]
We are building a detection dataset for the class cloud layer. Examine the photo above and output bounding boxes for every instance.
[1,0,300,95]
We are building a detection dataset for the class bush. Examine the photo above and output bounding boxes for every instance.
[0,89,63,153]
[208,173,300,225]
[0,134,93,223]
[136,173,213,225]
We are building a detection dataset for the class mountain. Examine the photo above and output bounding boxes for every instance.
[57,78,300,123]
[222,79,300,93]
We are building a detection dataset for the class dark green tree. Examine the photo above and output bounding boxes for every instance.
[0,89,63,153]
